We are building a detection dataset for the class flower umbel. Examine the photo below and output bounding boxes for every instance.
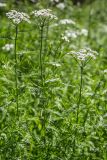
[78,29,88,36]
[6,10,30,25]
[32,9,57,24]
[56,3,65,10]
[67,48,98,61]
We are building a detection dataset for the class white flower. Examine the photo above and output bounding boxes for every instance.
[67,48,98,61]
[104,69,107,73]
[63,29,88,40]
[56,3,65,10]
[65,30,78,39]
[61,30,78,42]
[59,19,75,25]
[32,9,57,21]
[78,29,88,36]
[61,35,70,42]
[6,10,30,25]
[2,44,14,51]
[0,3,7,7]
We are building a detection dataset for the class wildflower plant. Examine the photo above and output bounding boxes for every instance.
[67,48,98,122]
[1,1,106,160]
[32,9,57,26]
[6,10,30,120]
[32,8,57,85]
[32,8,58,144]
[67,47,98,153]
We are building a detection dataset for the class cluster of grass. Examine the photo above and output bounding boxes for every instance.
[0,0,107,159]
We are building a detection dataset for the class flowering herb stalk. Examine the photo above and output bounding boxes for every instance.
[32,9,57,84]
[67,48,98,123]
[6,10,30,120]
[67,48,98,155]
[32,9,57,143]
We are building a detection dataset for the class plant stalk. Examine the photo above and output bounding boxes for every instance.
[76,66,83,123]
[14,25,19,120]
[40,25,44,87]
[39,24,46,144]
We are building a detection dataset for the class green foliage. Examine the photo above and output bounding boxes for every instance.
[0,0,107,160]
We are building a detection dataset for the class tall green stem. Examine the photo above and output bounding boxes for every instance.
[14,25,19,119]
[39,24,46,144]
[40,25,44,87]
[73,66,83,155]
[76,66,83,123]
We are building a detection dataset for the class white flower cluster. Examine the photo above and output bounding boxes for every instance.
[62,28,88,41]
[78,29,88,36]
[61,34,70,42]
[59,19,75,25]
[0,3,7,7]
[104,69,107,73]
[6,10,30,25]
[67,48,98,61]
[32,9,57,21]
[65,30,78,39]
[2,44,14,51]
[56,3,65,10]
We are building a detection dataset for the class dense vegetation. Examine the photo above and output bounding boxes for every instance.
[0,0,107,159]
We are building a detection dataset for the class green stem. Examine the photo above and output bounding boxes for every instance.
[73,66,83,155]
[14,25,19,120]
[76,66,83,123]
[39,24,46,144]
[40,25,44,87]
